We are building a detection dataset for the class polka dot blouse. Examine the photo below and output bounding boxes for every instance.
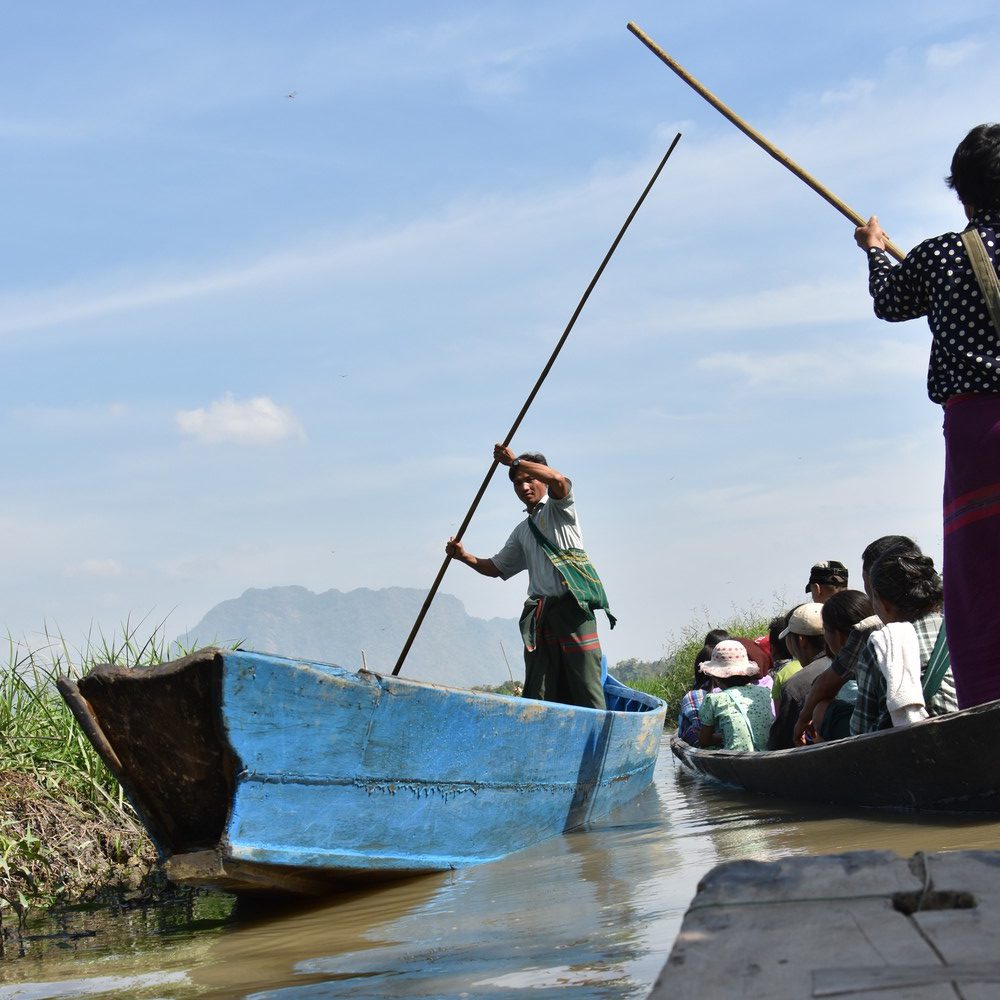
[867,210,1000,404]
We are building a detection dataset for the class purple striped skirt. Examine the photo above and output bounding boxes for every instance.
[943,393,1000,707]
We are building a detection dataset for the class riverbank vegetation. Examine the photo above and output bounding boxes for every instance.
[618,609,772,719]
[0,625,168,931]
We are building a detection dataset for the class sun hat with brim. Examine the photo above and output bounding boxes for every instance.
[699,639,760,679]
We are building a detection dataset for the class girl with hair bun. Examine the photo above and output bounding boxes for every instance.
[851,552,958,734]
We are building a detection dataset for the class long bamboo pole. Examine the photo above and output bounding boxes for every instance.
[392,133,683,677]
[627,23,905,263]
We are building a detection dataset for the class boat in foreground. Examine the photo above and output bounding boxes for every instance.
[58,647,665,894]
[671,699,1000,814]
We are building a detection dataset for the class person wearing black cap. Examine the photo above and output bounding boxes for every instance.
[805,560,849,604]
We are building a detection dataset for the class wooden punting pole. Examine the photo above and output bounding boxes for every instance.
[392,133,683,676]
[627,22,906,263]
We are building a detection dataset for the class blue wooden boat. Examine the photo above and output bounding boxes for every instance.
[58,647,665,894]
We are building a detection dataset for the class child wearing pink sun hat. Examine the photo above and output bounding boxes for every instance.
[696,640,773,751]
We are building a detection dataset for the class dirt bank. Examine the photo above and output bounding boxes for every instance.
[0,770,158,920]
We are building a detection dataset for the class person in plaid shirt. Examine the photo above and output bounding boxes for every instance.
[852,552,958,734]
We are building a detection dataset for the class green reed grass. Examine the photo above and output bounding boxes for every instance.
[0,617,181,818]
[0,616,194,919]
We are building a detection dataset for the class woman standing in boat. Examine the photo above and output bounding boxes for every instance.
[445,445,613,710]
[855,123,1000,709]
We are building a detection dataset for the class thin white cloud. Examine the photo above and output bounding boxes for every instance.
[0,162,635,337]
[0,208,507,336]
[176,393,305,445]
[818,78,875,107]
[14,402,129,433]
[698,339,927,389]
[926,39,982,69]
[65,558,126,579]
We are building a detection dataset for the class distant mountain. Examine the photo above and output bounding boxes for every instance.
[178,585,523,689]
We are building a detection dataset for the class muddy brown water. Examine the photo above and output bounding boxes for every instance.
[2,734,999,999]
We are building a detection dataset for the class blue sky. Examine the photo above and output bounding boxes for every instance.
[4,1,999,669]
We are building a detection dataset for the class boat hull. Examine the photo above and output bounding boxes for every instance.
[60,648,665,893]
[671,699,1000,814]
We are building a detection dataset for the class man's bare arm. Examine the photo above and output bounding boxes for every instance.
[446,538,502,578]
[792,667,847,745]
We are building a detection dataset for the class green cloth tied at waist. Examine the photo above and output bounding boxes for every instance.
[519,593,596,653]
[525,519,615,645]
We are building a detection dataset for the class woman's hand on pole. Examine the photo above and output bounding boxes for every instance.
[855,215,888,252]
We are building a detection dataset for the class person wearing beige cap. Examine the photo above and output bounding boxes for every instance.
[770,601,826,703]
[767,603,832,749]
[696,640,772,752]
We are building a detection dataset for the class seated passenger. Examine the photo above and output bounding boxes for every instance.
[736,636,774,700]
[677,628,731,744]
[696,640,772,751]
[792,534,921,745]
[735,636,772,675]
[804,560,850,604]
[852,551,958,734]
[770,607,802,704]
[808,590,875,742]
[768,603,831,749]
[766,614,792,676]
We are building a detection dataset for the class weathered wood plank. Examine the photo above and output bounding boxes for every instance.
[649,851,1000,999]
[813,963,1000,995]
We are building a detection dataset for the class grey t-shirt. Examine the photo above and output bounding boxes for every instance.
[490,485,583,597]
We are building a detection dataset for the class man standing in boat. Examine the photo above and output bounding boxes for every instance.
[446,445,613,710]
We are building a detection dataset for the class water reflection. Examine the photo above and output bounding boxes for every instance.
[3,734,999,999]
[669,758,1000,859]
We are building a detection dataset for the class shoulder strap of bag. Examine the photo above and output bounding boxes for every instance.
[525,514,616,627]
[526,515,559,555]
[921,622,950,703]
[961,227,1000,333]
[722,688,756,743]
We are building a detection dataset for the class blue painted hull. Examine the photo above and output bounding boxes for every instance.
[60,648,665,893]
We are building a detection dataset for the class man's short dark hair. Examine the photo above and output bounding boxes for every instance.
[947,124,1000,211]
[508,452,547,480]
[768,614,787,661]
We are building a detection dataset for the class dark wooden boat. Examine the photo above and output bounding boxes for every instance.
[670,699,1000,813]
[58,647,665,894]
